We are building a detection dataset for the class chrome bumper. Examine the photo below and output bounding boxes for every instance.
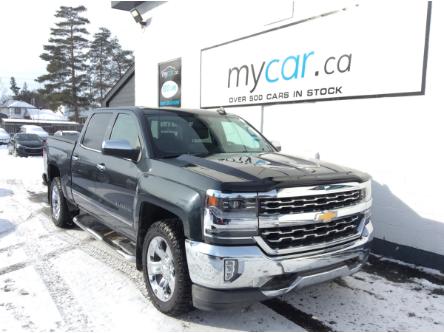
[186,220,373,298]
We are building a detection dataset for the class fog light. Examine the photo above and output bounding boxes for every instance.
[224,259,238,282]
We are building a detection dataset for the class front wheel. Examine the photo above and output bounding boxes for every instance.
[142,219,193,315]
[49,177,73,228]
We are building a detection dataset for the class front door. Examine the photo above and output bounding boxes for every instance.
[92,112,144,238]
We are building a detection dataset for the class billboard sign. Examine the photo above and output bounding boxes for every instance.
[200,2,431,108]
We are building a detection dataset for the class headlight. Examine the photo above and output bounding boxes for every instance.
[204,190,258,244]
[362,180,372,202]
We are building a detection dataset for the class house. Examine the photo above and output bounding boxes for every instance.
[0,100,37,119]
[102,64,135,107]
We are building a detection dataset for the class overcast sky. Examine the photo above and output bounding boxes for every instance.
[0,0,140,93]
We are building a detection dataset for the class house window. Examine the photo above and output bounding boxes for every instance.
[14,108,21,115]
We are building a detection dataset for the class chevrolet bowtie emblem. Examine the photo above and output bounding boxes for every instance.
[316,211,337,223]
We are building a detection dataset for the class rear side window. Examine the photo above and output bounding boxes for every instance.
[82,113,112,151]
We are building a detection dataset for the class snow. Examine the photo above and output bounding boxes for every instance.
[25,108,66,121]
[0,146,443,331]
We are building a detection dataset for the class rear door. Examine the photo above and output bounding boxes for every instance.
[71,112,114,214]
[92,112,144,238]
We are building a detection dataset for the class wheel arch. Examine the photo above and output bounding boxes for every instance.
[134,182,203,271]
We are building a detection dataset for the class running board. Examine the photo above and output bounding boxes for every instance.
[73,214,136,262]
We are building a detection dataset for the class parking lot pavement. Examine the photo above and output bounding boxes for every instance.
[1,146,443,332]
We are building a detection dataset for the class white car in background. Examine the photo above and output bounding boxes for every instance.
[0,128,10,145]
[20,125,49,141]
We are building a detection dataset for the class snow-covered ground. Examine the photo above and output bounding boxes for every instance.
[0,145,443,332]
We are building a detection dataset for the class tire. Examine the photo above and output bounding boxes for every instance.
[142,219,193,315]
[49,177,73,228]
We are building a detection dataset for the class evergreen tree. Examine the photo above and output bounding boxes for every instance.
[37,6,90,122]
[9,77,20,98]
[18,83,36,105]
[89,27,114,104]
[88,28,134,105]
[110,37,134,79]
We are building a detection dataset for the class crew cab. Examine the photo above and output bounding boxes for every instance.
[43,107,373,315]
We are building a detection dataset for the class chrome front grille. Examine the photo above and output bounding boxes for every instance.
[259,189,363,215]
[260,213,363,252]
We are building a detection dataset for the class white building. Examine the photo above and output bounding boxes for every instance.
[111,1,443,269]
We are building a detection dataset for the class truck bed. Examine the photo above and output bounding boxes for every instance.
[44,135,78,203]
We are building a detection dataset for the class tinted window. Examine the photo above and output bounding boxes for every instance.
[109,114,141,150]
[15,134,41,141]
[145,113,273,158]
[82,113,112,151]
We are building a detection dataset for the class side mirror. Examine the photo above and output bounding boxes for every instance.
[102,139,140,161]
[271,140,282,152]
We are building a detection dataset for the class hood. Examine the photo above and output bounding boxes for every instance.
[171,153,370,192]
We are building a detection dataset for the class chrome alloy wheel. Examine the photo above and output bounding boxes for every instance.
[147,236,175,302]
[51,183,61,220]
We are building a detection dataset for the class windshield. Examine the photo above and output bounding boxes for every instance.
[146,113,274,158]
[16,134,41,141]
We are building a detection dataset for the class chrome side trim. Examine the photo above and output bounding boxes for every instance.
[80,143,101,153]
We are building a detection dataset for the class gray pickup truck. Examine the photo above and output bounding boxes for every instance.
[43,107,373,315]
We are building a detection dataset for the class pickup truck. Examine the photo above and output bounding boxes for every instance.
[43,107,373,315]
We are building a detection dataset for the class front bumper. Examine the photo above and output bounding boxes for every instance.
[16,147,43,156]
[186,220,373,310]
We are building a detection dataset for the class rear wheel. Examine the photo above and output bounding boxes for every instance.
[142,219,193,315]
[50,177,73,228]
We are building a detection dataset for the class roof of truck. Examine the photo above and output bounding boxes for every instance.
[94,106,231,117]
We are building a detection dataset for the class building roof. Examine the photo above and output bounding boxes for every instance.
[1,100,36,108]
[94,106,224,117]
[102,64,135,107]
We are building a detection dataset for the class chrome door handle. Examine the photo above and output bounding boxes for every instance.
[72,155,79,161]
[96,163,106,172]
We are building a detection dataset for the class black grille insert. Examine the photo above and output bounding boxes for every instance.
[259,190,363,215]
